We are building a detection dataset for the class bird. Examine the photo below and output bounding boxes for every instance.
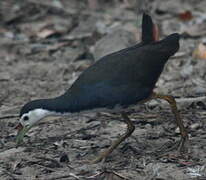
[15,13,188,163]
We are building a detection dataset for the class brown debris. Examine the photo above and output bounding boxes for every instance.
[193,43,206,60]
[178,10,193,21]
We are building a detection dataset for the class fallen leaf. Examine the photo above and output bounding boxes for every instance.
[178,10,193,21]
[193,43,206,60]
[183,23,206,37]
[0,147,25,159]
[87,170,129,180]
[46,42,69,52]
[37,28,57,39]
[88,0,99,10]
[0,72,10,81]
[12,160,22,171]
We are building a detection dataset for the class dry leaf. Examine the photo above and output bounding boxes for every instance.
[153,24,159,41]
[178,10,193,21]
[193,43,206,59]
[12,160,22,171]
[87,170,129,180]
[183,23,206,37]
[46,42,69,52]
[88,0,99,10]
[0,147,25,159]
[37,28,56,39]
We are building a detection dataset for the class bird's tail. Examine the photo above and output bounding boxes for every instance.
[141,13,159,43]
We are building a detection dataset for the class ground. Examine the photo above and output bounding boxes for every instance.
[0,0,206,180]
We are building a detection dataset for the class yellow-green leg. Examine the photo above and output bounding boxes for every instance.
[151,93,189,152]
[90,112,135,164]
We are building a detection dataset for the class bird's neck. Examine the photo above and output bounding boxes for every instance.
[31,95,75,116]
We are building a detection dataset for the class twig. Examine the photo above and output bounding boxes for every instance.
[175,96,206,103]
[0,105,20,112]
[86,171,104,178]
[2,169,19,180]
[68,173,81,180]
[45,173,82,180]
[34,163,56,172]
[35,156,61,168]
[87,170,129,179]
[0,114,19,120]
[148,96,206,108]
[113,171,129,179]
[27,0,77,15]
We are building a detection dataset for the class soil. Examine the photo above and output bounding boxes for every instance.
[0,0,206,180]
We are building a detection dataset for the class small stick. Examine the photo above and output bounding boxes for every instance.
[35,156,61,168]
[0,114,19,120]
[46,173,81,180]
[148,96,206,107]
[175,96,206,103]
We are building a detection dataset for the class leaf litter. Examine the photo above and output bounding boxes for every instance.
[0,0,206,179]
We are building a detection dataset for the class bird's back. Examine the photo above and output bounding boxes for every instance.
[61,33,179,112]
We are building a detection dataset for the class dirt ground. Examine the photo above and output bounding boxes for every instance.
[0,0,206,179]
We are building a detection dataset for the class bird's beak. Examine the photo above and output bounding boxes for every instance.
[15,123,32,145]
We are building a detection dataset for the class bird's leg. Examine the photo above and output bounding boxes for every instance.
[90,112,135,164]
[151,93,189,152]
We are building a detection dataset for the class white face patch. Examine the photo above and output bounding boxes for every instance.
[19,105,126,128]
[20,109,52,127]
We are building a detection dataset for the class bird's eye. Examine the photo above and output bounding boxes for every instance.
[23,116,29,121]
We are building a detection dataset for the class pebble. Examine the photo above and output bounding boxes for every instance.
[175,127,180,134]
[59,153,69,163]
[190,123,200,130]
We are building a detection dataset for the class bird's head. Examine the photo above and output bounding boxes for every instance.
[16,100,51,145]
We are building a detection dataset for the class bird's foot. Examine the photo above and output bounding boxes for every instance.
[88,152,107,164]
[177,136,190,154]
[77,151,107,164]
[168,136,189,153]
[155,137,190,160]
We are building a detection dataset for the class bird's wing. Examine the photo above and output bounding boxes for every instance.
[63,33,179,112]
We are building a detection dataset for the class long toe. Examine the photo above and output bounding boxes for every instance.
[178,136,190,154]
[89,152,107,164]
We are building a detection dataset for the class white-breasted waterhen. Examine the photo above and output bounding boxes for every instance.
[15,13,188,163]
